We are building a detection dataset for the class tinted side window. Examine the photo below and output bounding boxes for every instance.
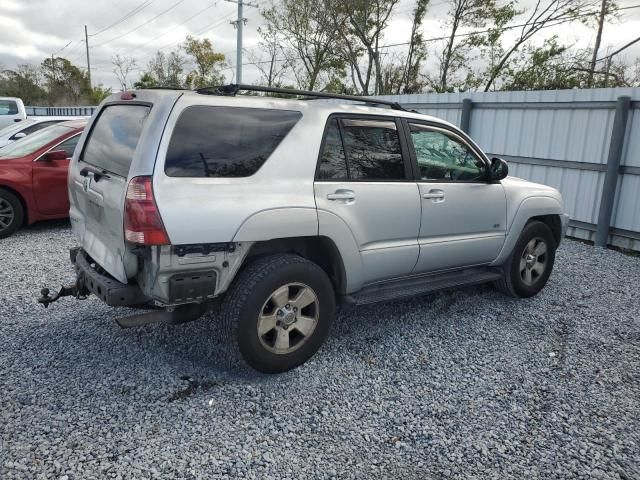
[341,119,404,180]
[317,119,348,179]
[165,106,302,177]
[409,124,486,182]
[55,135,80,158]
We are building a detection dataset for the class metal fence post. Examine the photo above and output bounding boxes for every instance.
[595,96,631,247]
[460,98,473,133]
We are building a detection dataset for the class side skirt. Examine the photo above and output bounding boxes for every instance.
[343,266,503,306]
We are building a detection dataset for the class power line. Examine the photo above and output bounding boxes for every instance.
[239,3,640,69]
[89,1,156,37]
[52,41,74,56]
[93,0,189,48]
[376,3,640,51]
[596,35,640,61]
[117,2,220,57]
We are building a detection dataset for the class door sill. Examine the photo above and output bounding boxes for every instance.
[343,266,503,306]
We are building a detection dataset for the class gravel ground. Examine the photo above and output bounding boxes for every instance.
[1,220,639,480]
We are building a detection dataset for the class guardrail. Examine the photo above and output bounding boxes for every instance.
[26,106,96,116]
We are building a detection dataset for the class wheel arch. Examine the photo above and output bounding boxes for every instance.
[529,214,562,247]
[243,236,348,295]
[492,196,564,266]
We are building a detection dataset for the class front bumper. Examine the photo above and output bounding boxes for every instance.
[71,247,151,307]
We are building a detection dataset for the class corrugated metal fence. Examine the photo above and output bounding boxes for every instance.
[376,88,640,252]
[28,87,640,251]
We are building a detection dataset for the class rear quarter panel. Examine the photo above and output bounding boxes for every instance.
[152,96,325,245]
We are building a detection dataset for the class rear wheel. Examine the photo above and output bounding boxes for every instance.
[495,220,556,298]
[221,254,336,373]
[0,189,24,239]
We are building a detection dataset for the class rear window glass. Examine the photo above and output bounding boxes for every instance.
[0,100,18,115]
[165,106,302,177]
[81,104,150,177]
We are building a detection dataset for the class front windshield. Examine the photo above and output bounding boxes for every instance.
[0,124,73,158]
[0,120,34,138]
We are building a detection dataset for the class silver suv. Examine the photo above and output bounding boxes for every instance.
[40,85,569,373]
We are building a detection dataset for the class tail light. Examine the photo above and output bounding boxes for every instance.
[124,176,170,245]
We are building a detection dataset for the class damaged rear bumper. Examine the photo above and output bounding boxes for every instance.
[38,247,151,308]
[72,247,151,307]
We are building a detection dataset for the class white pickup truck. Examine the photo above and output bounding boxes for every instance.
[0,97,27,129]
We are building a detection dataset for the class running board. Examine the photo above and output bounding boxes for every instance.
[345,267,503,306]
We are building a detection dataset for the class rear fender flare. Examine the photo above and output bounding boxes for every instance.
[232,208,364,294]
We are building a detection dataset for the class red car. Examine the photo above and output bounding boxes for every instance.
[0,119,86,238]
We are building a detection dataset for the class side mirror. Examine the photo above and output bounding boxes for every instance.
[11,132,27,140]
[490,157,509,181]
[42,149,69,161]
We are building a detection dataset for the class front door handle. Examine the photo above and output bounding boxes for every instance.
[327,190,356,201]
[423,190,445,200]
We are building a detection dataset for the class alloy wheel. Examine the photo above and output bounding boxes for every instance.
[520,237,547,286]
[0,198,15,232]
[257,283,320,355]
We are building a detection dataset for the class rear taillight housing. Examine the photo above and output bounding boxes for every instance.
[124,176,170,245]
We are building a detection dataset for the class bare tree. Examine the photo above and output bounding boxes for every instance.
[587,0,618,87]
[437,0,497,92]
[483,0,594,92]
[398,0,430,94]
[112,54,137,91]
[336,0,400,95]
[262,0,343,90]
[247,23,291,87]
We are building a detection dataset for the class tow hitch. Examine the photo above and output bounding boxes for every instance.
[37,284,88,308]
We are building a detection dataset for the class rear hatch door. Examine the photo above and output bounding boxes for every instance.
[69,94,179,283]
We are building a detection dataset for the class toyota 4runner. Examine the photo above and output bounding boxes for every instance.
[39,85,570,373]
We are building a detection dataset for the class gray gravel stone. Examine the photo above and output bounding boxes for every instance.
[0,219,639,479]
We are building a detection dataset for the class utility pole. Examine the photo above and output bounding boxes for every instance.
[225,0,258,84]
[84,25,92,88]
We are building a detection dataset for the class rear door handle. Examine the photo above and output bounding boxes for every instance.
[327,190,356,201]
[423,192,444,199]
[423,189,445,202]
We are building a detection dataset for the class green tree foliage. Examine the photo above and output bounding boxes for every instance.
[182,35,226,89]
[133,72,158,89]
[0,58,110,106]
[0,65,47,104]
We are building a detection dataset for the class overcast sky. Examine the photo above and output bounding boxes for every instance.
[1,0,640,91]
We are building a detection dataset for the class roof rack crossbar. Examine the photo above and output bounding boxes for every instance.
[195,84,407,111]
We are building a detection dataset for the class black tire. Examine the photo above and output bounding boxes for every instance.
[495,220,556,298]
[221,254,336,373]
[0,189,24,239]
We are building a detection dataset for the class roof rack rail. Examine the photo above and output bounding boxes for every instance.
[195,84,407,111]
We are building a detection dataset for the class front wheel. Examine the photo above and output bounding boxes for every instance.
[495,220,557,298]
[221,254,336,373]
